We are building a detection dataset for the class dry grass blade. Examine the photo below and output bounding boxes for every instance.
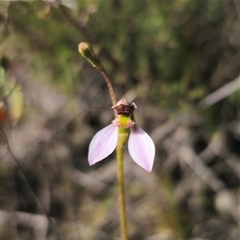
[179,145,226,192]
[199,77,240,109]
[0,128,9,147]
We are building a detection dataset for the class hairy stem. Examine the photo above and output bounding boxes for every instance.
[101,70,117,115]
[116,128,129,240]
[78,42,117,115]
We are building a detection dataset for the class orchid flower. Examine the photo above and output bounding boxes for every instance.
[88,99,155,172]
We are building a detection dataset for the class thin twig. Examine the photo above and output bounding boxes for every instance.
[0,128,63,240]
[57,3,124,72]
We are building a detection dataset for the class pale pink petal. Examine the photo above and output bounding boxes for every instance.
[88,123,118,166]
[128,126,155,172]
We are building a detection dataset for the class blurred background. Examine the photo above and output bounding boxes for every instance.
[0,1,239,240]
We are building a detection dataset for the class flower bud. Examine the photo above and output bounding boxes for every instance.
[78,42,104,71]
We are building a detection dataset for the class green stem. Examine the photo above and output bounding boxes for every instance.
[117,128,129,240]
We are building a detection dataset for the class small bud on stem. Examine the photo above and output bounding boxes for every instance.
[78,42,117,113]
[78,42,104,71]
